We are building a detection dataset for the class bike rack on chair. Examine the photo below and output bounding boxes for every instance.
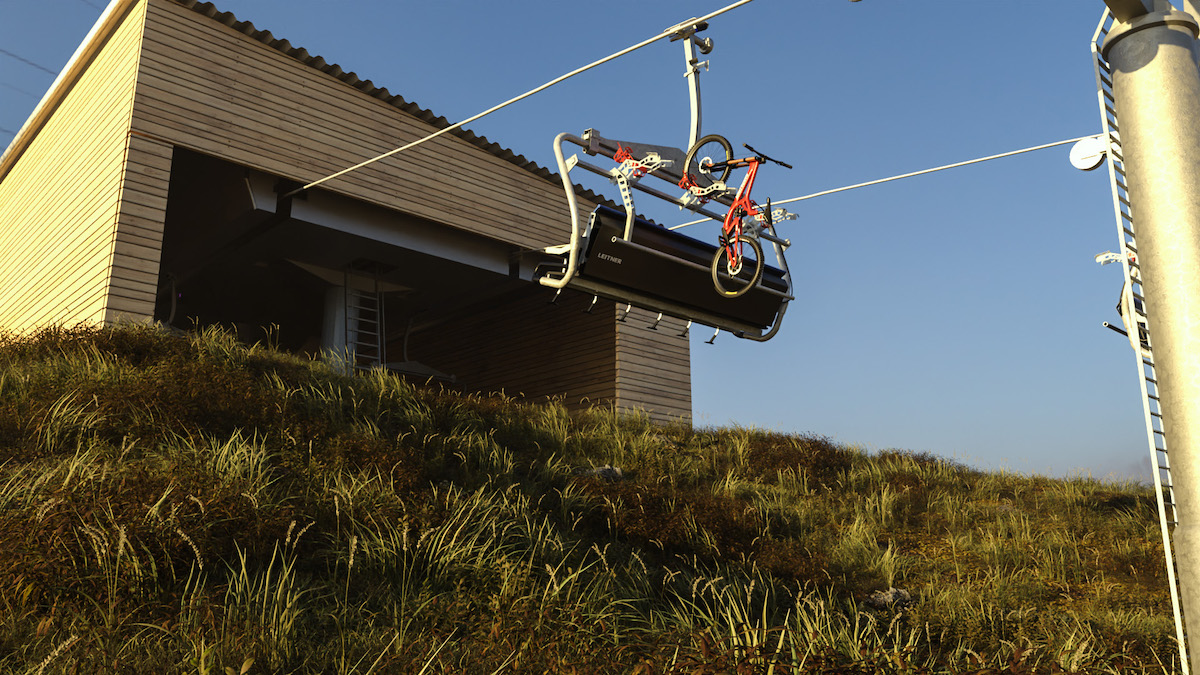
[535,18,796,338]
[534,128,794,341]
[531,14,795,341]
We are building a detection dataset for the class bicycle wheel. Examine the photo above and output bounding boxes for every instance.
[683,134,733,187]
[711,233,764,298]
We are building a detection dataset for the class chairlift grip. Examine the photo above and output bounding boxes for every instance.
[667,18,709,41]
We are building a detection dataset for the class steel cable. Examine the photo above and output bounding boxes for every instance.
[288,0,756,197]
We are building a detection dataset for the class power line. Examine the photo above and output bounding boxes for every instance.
[0,48,57,76]
[288,0,756,197]
[1,81,39,99]
[671,134,1105,229]
[75,0,103,9]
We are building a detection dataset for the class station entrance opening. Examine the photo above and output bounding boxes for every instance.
[154,148,666,416]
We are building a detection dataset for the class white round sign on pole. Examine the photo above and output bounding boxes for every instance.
[1069,136,1108,171]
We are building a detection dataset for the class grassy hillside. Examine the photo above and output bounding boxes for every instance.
[0,325,1180,673]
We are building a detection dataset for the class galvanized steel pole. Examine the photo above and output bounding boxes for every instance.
[1102,3,1200,669]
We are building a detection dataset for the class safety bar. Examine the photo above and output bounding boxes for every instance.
[756,229,790,247]
[569,131,792,250]
[544,131,793,289]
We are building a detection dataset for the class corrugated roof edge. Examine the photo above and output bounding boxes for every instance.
[173,0,612,212]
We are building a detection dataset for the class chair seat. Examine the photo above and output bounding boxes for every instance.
[575,205,789,330]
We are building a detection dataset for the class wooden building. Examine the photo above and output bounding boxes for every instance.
[0,0,691,422]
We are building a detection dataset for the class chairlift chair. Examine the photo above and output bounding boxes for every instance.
[534,129,793,341]
[533,22,794,341]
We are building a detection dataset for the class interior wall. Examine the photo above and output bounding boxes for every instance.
[404,289,619,411]
[156,148,328,351]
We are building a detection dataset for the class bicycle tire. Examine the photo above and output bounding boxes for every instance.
[683,134,733,187]
[711,234,764,298]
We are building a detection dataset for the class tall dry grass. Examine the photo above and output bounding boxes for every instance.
[0,324,1179,673]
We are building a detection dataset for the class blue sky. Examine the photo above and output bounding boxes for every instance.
[1,0,1153,480]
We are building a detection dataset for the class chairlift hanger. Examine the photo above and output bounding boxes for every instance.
[533,25,793,342]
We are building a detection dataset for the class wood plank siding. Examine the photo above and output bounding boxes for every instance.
[0,1,148,331]
[106,133,172,322]
[133,0,586,251]
[404,292,691,423]
[616,308,692,424]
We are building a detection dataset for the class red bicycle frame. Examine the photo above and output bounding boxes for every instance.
[682,136,790,297]
[712,155,766,274]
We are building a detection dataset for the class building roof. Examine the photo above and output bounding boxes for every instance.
[2,0,606,206]
[175,2,564,184]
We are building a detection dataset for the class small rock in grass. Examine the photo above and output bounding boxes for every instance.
[573,464,624,482]
[864,587,913,611]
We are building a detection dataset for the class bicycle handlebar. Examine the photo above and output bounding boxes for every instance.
[743,143,792,169]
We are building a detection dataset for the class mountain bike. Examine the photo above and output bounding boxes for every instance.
[681,134,792,297]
